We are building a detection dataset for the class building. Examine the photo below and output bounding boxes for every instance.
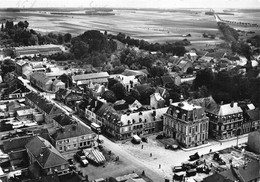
[207,102,244,140]
[246,108,260,132]
[25,136,69,176]
[248,130,260,154]
[14,44,63,58]
[163,101,209,148]
[51,114,96,153]
[15,59,31,76]
[25,92,63,123]
[150,92,165,109]
[55,88,83,109]
[72,72,109,86]
[52,80,65,92]
[30,72,53,91]
[85,99,104,126]
[110,74,140,92]
[96,105,168,140]
[203,160,260,182]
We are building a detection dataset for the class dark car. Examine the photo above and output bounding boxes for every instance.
[97,139,104,144]
[74,151,89,167]
[172,166,184,173]
[68,159,74,165]
[189,152,200,161]
[165,144,179,150]
[142,137,148,143]
[186,169,197,177]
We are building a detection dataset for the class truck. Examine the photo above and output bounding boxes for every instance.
[91,122,101,134]
[132,135,141,144]
[74,151,88,167]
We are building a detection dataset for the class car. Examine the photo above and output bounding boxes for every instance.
[165,144,179,150]
[74,151,88,167]
[79,159,89,167]
[97,139,104,144]
[172,166,184,173]
[189,152,200,161]
[186,169,197,177]
[141,137,148,143]
[69,164,76,171]
[68,158,74,165]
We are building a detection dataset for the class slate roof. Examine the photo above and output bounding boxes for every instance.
[204,160,260,182]
[53,114,75,126]
[53,123,94,141]
[30,72,51,84]
[3,135,34,152]
[25,136,68,169]
[72,72,109,81]
[161,76,175,86]
[86,99,104,113]
[25,92,63,115]
[189,96,219,113]
[247,108,260,121]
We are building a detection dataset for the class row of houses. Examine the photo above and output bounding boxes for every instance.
[78,93,259,148]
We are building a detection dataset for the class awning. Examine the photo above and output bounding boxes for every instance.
[84,149,105,164]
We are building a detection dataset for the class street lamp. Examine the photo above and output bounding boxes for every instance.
[236,127,242,147]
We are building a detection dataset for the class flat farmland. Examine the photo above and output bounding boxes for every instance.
[0,9,221,46]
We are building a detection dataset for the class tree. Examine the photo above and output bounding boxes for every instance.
[1,59,16,75]
[64,33,72,43]
[186,67,194,74]
[130,89,141,101]
[58,74,73,88]
[102,90,117,103]
[108,78,119,90]
[149,66,167,77]
[193,68,214,90]
[111,82,127,100]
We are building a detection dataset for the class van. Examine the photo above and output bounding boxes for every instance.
[132,135,141,144]
[90,123,101,134]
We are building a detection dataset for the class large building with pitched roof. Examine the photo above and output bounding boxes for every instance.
[72,72,109,86]
[96,103,168,140]
[26,136,69,176]
[190,97,255,140]
[25,92,63,123]
[163,101,209,148]
[51,114,96,153]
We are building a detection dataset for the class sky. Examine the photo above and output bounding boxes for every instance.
[1,0,260,9]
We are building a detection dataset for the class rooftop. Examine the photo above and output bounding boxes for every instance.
[25,136,68,169]
[72,72,109,81]
[172,101,201,111]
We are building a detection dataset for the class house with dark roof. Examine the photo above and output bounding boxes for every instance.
[247,108,260,132]
[52,115,96,153]
[203,160,260,182]
[248,129,260,154]
[85,98,104,126]
[25,136,69,176]
[25,92,63,123]
[55,88,83,109]
[163,101,209,148]
[96,103,168,140]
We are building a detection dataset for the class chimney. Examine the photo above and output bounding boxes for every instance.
[230,101,234,108]
[221,101,224,105]
[169,99,173,105]
[95,101,98,107]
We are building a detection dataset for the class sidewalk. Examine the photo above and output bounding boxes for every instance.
[218,133,248,143]
[180,142,213,152]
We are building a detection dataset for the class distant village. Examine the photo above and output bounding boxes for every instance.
[0,13,260,182]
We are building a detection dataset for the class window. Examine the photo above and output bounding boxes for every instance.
[195,125,198,132]
[74,144,77,148]
[189,127,191,134]
[59,146,63,151]
[195,135,197,141]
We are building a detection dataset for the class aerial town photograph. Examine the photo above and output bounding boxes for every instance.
[0,0,260,181]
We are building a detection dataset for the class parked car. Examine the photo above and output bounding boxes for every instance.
[196,166,211,174]
[165,144,179,150]
[156,134,165,139]
[67,158,74,165]
[189,152,200,161]
[141,137,148,143]
[172,166,184,173]
[74,151,88,167]
[97,138,104,144]
[186,168,197,177]
[132,135,141,144]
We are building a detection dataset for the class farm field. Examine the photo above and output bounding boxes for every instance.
[0,9,221,46]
